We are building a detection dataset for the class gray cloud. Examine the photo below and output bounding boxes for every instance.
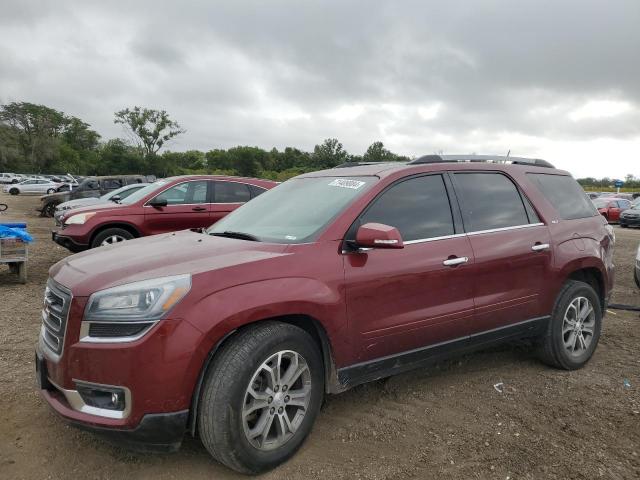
[1,0,639,177]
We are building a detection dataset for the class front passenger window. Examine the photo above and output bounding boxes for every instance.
[153,181,208,205]
[359,175,455,241]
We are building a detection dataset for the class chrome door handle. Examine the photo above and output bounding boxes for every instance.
[443,256,469,267]
[531,243,550,252]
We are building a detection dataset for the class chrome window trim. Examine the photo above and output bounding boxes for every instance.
[400,223,545,246]
[79,320,157,343]
[48,377,132,419]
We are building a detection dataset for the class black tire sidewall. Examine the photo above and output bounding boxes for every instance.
[10,188,18,195]
[202,325,324,473]
[550,282,602,369]
[44,203,56,217]
[91,228,133,248]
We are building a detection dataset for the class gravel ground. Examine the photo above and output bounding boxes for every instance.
[0,193,639,480]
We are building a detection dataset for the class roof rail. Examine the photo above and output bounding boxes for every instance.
[334,161,396,168]
[409,154,555,169]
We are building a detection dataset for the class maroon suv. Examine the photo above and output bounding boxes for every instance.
[51,175,277,251]
[36,156,614,474]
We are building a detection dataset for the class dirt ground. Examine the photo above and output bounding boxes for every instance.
[0,192,639,480]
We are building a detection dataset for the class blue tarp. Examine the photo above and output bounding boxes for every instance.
[0,224,33,243]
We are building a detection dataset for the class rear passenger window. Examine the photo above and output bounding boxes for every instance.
[527,173,596,220]
[214,181,251,203]
[249,184,267,198]
[359,175,454,241]
[454,172,530,231]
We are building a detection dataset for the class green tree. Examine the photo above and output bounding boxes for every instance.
[312,138,348,169]
[114,107,185,158]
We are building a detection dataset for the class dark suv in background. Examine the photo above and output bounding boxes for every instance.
[37,156,614,474]
[38,175,150,217]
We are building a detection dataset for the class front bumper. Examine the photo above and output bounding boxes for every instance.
[52,230,88,252]
[619,216,640,227]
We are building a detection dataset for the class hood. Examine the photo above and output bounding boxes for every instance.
[61,201,129,220]
[57,197,106,209]
[50,230,290,296]
[40,192,70,202]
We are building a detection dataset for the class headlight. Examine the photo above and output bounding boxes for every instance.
[84,275,191,322]
[65,212,96,225]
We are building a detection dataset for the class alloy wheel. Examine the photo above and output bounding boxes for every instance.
[242,350,312,451]
[100,235,127,246]
[562,297,596,356]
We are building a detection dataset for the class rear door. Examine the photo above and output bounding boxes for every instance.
[344,173,476,363]
[451,171,552,334]
[144,180,211,234]
[210,181,252,225]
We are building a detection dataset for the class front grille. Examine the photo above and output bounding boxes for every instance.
[41,280,72,358]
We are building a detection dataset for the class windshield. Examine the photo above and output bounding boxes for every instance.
[119,180,169,205]
[207,176,376,243]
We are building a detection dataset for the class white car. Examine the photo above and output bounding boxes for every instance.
[0,173,20,184]
[3,179,62,195]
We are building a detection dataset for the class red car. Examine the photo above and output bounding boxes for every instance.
[37,156,614,473]
[592,197,632,223]
[52,175,277,251]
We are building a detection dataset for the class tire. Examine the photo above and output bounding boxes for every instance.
[620,224,629,228]
[90,227,134,248]
[537,280,602,370]
[634,269,640,289]
[43,202,57,218]
[9,188,19,195]
[198,322,324,474]
[46,188,56,194]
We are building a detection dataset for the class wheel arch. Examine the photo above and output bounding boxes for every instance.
[566,267,605,310]
[187,313,340,436]
[89,222,141,245]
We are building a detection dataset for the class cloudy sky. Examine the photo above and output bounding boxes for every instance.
[1,0,639,178]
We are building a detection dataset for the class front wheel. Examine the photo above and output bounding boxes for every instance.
[9,188,18,195]
[46,188,56,194]
[91,227,134,248]
[537,280,602,370]
[198,322,324,474]
[43,202,57,217]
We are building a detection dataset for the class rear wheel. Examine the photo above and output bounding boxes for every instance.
[198,322,324,474]
[91,227,134,248]
[537,280,602,370]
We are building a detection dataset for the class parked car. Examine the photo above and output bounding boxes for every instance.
[592,197,631,223]
[37,156,614,473]
[54,183,150,225]
[619,204,640,228]
[52,175,277,251]
[0,173,21,184]
[38,175,148,217]
[635,244,640,288]
[3,178,62,195]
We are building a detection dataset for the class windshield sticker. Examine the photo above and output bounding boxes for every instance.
[285,235,297,240]
[328,179,365,190]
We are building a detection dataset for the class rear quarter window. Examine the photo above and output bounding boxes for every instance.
[527,173,597,220]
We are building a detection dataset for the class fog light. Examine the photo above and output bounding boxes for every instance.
[76,382,126,411]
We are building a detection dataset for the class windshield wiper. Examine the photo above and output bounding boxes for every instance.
[210,230,259,242]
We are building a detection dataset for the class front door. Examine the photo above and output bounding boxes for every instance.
[144,180,211,234]
[451,171,553,334]
[344,174,476,364]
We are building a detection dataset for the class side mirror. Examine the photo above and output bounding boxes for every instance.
[110,195,121,203]
[355,222,404,249]
[148,197,167,208]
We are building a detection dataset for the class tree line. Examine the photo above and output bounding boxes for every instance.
[0,101,635,186]
[0,102,408,181]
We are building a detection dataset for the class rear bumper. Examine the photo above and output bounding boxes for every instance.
[52,230,88,252]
